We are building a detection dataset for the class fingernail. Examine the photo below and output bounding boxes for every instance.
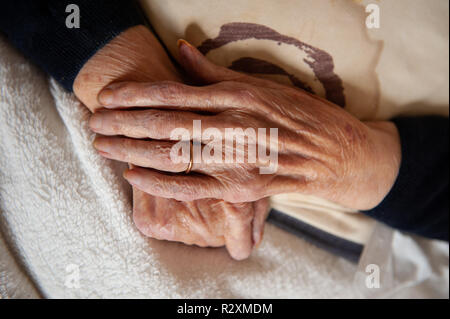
[93,136,113,154]
[177,39,192,49]
[92,137,106,152]
[89,114,102,131]
[98,89,114,106]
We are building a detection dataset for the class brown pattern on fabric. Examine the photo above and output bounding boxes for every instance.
[197,22,346,107]
[229,57,313,94]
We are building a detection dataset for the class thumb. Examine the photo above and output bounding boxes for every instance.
[177,39,242,84]
[177,39,285,89]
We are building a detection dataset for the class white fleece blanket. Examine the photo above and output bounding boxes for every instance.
[0,36,448,299]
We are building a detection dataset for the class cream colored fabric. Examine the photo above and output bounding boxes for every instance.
[140,0,449,244]
[355,223,449,298]
[270,194,375,244]
[0,225,41,298]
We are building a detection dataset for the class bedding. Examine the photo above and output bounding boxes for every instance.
[0,225,40,298]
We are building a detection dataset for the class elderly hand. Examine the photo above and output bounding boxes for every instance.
[133,191,269,260]
[90,40,401,211]
[74,27,268,260]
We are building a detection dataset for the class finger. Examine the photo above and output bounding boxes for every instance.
[123,167,222,202]
[132,189,167,240]
[177,39,282,89]
[89,109,211,140]
[98,81,238,112]
[93,136,191,173]
[222,202,254,260]
[133,193,214,247]
[177,39,243,85]
[251,198,270,247]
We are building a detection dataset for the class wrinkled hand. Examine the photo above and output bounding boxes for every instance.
[133,192,269,260]
[90,40,401,211]
[74,27,268,260]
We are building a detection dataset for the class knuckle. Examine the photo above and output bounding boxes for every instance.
[229,82,256,98]
[133,205,173,241]
[122,137,133,148]
[120,139,134,160]
[159,144,185,171]
[221,81,264,109]
[156,143,172,158]
[151,220,174,241]
[142,110,171,138]
[244,183,261,201]
[142,109,166,121]
[151,180,166,196]
[173,183,197,201]
[132,210,153,237]
[227,206,252,223]
[153,81,186,101]
[226,192,248,203]
[115,84,136,103]
[111,111,126,125]
[111,111,137,136]
[141,109,160,122]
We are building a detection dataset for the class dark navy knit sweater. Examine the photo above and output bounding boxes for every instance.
[1,0,448,241]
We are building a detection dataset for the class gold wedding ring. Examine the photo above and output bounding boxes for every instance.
[185,140,194,174]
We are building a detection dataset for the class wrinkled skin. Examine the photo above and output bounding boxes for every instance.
[90,40,401,211]
[133,195,268,260]
[74,26,269,260]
